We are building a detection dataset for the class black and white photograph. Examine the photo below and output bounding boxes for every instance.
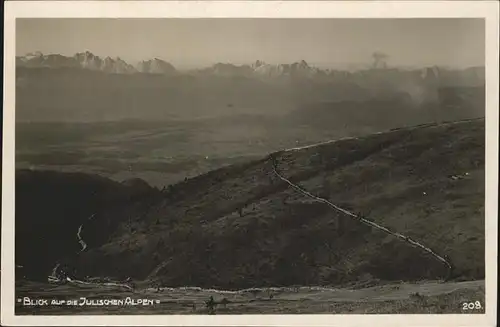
[2,1,498,326]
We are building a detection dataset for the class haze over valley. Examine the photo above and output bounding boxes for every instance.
[16,50,484,187]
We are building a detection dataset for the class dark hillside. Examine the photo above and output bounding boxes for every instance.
[15,170,160,280]
[16,119,485,288]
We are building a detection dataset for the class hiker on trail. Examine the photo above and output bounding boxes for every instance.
[57,265,72,283]
[55,267,65,281]
[206,296,216,314]
[271,156,278,169]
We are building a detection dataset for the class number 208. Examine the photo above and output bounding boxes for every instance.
[462,301,482,310]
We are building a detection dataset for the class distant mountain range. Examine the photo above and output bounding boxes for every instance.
[15,51,334,78]
[15,51,485,122]
[16,51,172,75]
[16,51,485,85]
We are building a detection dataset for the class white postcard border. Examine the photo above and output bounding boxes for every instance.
[2,1,498,326]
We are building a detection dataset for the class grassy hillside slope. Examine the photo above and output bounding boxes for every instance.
[57,118,485,289]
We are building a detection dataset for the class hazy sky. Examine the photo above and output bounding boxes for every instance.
[16,18,485,69]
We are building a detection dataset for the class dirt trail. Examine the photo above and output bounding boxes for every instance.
[136,280,484,303]
[271,141,452,276]
[19,279,484,303]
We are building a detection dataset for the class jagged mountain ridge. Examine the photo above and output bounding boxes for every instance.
[16,51,174,75]
[15,51,485,85]
[136,58,177,75]
[16,51,326,78]
[196,60,322,79]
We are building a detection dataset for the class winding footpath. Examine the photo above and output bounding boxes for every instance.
[49,213,135,291]
[76,213,95,252]
[270,144,453,277]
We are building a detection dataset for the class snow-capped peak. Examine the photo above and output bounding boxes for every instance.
[25,51,44,59]
[136,58,177,74]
